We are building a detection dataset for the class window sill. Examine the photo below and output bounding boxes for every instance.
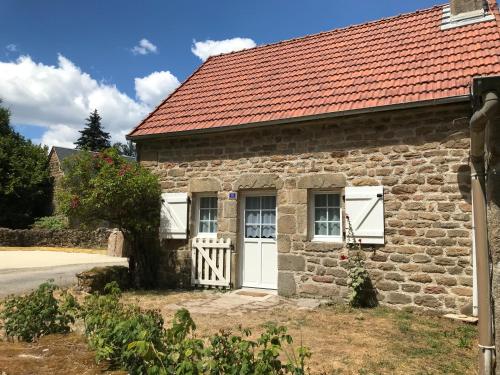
[194,233,217,239]
[311,237,343,244]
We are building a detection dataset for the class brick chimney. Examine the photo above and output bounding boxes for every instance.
[450,0,485,16]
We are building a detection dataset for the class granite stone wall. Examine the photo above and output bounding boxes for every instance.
[137,102,474,313]
[0,227,110,249]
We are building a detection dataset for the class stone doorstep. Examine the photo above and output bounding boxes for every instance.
[443,313,478,324]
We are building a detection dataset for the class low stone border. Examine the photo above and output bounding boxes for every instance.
[76,265,130,293]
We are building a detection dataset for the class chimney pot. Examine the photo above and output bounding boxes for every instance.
[450,0,484,15]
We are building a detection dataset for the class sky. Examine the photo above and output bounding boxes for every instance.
[0,0,444,148]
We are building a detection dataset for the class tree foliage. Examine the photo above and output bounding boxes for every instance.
[56,148,161,286]
[113,141,137,158]
[0,101,52,228]
[74,109,111,151]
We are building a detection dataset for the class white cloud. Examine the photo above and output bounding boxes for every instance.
[0,54,179,148]
[134,71,180,107]
[36,124,79,149]
[6,44,17,52]
[191,37,256,61]
[131,38,158,55]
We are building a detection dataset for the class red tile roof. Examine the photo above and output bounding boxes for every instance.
[129,2,500,138]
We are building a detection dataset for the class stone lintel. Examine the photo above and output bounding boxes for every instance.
[297,173,346,189]
[233,174,283,190]
[189,177,221,193]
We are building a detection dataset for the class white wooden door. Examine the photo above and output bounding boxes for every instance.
[241,194,277,289]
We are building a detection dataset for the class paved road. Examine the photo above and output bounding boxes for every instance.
[0,251,128,297]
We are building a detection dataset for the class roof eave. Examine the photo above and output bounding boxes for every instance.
[127,95,471,142]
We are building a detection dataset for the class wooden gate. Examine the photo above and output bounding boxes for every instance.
[191,238,232,287]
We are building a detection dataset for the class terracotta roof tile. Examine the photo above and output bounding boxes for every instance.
[129,2,500,138]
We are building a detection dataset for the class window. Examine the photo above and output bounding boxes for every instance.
[244,196,276,239]
[311,192,342,242]
[197,196,218,236]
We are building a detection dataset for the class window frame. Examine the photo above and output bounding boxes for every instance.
[309,190,343,243]
[243,194,277,240]
[194,193,218,238]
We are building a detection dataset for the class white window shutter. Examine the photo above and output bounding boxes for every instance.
[344,186,384,245]
[160,192,189,239]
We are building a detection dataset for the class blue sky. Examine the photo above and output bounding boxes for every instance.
[0,0,444,147]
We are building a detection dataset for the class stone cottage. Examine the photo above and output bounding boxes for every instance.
[127,0,500,317]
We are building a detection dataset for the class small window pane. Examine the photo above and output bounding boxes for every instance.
[261,196,276,209]
[200,197,215,209]
[315,194,327,207]
[200,209,210,221]
[208,208,217,221]
[315,222,328,236]
[328,222,341,236]
[246,197,260,209]
[209,197,217,208]
[245,225,260,238]
[245,210,260,224]
[315,208,327,221]
[328,194,340,207]
[262,225,275,239]
[262,210,275,224]
[199,221,210,233]
[210,221,217,233]
[328,208,340,221]
[198,196,217,234]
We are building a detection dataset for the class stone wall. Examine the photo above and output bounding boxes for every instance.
[48,151,62,214]
[488,114,500,374]
[48,151,63,181]
[137,102,474,313]
[0,227,110,249]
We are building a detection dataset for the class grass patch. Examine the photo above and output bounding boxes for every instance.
[122,291,478,374]
[1,289,479,374]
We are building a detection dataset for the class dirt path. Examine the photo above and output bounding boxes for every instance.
[0,333,123,375]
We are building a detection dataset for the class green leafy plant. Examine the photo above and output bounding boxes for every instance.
[56,147,161,287]
[32,215,68,230]
[81,282,310,375]
[80,281,166,374]
[0,281,78,342]
[344,215,377,308]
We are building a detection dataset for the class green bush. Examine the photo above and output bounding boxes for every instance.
[32,215,68,230]
[56,147,161,287]
[0,100,51,228]
[81,282,310,374]
[2,281,311,373]
[0,281,78,342]
[80,282,166,373]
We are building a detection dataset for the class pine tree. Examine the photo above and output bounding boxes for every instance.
[74,109,111,151]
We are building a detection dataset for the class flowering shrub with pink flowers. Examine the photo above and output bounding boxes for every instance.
[56,148,161,287]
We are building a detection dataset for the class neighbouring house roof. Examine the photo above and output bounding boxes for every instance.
[50,146,135,173]
[128,2,500,139]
